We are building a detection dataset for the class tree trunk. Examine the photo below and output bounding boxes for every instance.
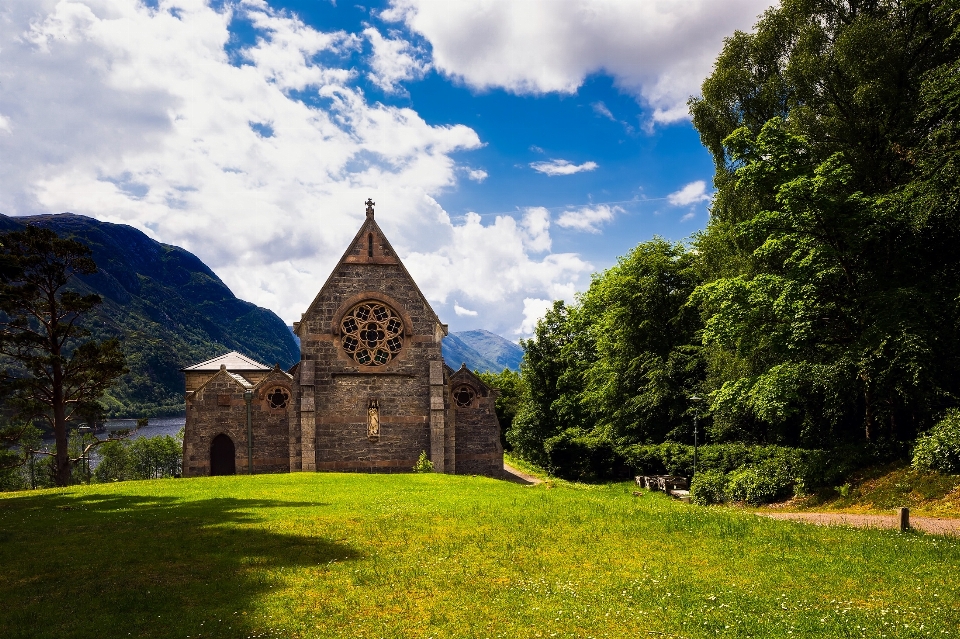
[52,357,70,486]
[863,386,873,442]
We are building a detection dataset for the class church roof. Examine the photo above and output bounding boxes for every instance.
[296,200,446,336]
[181,351,270,372]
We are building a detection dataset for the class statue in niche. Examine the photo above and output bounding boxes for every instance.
[367,399,380,440]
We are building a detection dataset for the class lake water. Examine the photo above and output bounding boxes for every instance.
[40,415,187,448]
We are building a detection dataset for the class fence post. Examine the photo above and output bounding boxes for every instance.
[899,507,910,532]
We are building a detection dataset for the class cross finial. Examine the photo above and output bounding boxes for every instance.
[365,198,375,219]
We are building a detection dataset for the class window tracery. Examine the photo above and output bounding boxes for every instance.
[453,385,476,408]
[267,387,289,409]
[340,301,404,367]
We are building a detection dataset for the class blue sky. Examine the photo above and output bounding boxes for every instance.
[0,0,773,337]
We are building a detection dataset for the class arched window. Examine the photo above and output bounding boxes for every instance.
[368,233,374,257]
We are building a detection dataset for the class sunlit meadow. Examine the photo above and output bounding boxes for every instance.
[1,473,957,638]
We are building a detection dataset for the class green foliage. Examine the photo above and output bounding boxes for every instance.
[0,226,128,485]
[912,410,960,474]
[726,462,795,506]
[508,240,706,476]
[93,440,131,483]
[688,0,960,447]
[690,470,728,506]
[412,450,433,473]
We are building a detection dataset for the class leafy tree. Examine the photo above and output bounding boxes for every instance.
[0,226,128,486]
[690,0,960,446]
[508,301,589,467]
[577,239,704,445]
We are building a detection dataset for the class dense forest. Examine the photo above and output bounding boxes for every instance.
[494,0,960,496]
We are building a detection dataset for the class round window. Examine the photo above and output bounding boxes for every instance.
[267,387,289,409]
[340,301,404,367]
[453,385,476,408]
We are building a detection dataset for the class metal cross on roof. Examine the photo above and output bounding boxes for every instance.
[365,198,375,219]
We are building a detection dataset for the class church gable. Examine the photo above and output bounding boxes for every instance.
[295,199,444,340]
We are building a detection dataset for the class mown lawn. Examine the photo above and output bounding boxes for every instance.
[1,473,957,638]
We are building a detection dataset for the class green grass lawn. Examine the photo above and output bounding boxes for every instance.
[1,473,958,639]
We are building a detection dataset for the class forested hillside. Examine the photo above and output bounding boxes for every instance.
[503,0,960,489]
[0,213,299,417]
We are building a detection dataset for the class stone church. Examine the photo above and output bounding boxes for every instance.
[181,200,504,478]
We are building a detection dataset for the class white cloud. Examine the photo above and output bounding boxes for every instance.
[518,298,554,336]
[592,101,615,120]
[385,0,772,125]
[556,204,622,233]
[364,27,430,93]
[454,303,478,317]
[668,180,712,206]
[0,114,11,134]
[530,159,598,176]
[0,0,589,333]
[681,211,696,222]
[466,168,487,182]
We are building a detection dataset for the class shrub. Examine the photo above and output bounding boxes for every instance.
[543,429,623,481]
[413,450,434,473]
[690,470,728,505]
[726,461,794,505]
[913,410,960,474]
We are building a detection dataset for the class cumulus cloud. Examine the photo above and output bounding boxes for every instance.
[518,298,554,336]
[454,303,478,317]
[556,204,622,233]
[465,168,488,182]
[668,180,713,206]
[530,159,598,176]
[0,0,588,333]
[364,27,430,93]
[384,0,772,124]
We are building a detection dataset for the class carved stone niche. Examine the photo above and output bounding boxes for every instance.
[367,399,380,441]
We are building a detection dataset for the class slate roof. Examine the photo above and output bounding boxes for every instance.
[181,351,270,372]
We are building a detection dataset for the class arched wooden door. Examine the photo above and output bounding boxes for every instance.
[210,434,236,476]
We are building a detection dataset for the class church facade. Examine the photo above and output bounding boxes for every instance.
[181,201,504,478]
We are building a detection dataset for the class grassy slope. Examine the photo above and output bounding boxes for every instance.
[1,474,958,639]
[767,463,960,518]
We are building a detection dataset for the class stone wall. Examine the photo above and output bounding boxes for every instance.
[295,219,446,474]
[182,369,293,476]
[449,367,504,477]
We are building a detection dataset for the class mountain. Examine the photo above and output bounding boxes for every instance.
[0,213,300,417]
[442,329,524,373]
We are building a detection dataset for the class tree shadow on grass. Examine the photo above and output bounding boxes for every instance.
[0,490,362,639]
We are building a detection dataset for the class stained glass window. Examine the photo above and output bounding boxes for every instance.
[340,302,404,367]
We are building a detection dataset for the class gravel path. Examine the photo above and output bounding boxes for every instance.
[502,462,543,485]
[763,512,960,536]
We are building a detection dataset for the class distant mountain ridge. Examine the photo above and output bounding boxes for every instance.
[442,329,524,373]
[0,213,300,417]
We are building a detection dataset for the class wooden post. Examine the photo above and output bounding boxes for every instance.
[899,507,910,532]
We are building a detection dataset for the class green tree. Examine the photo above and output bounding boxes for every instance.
[0,226,128,486]
[577,239,704,445]
[690,0,960,446]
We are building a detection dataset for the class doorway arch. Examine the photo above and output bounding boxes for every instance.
[210,433,236,476]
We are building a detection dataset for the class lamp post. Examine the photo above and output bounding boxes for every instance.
[689,395,702,477]
[77,425,92,483]
[244,390,254,475]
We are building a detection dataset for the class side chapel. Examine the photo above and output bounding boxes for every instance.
[181,200,504,478]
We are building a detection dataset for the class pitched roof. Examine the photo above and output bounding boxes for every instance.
[181,351,270,372]
[296,208,445,336]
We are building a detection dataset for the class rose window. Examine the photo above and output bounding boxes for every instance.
[340,302,404,366]
[267,387,289,409]
[453,385,476,408]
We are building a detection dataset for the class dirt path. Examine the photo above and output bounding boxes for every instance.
[762,512,960,536]
[502,462,543,485]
